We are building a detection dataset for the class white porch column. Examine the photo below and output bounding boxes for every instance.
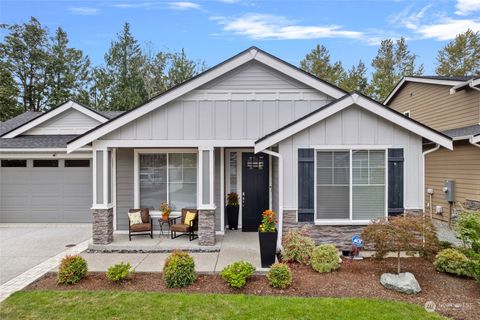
[198,147,216,246]
[91,143,114,245]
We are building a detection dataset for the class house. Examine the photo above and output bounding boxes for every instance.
[385,76,480,223]
[0,47,452,249]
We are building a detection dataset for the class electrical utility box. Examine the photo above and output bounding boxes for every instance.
[444,180,455,202]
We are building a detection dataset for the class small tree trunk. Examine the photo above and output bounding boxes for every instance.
[397,251,401,274]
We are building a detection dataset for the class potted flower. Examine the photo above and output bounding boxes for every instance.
[259,209,277,268]
[226,192,239,230]
[160,202,171,221]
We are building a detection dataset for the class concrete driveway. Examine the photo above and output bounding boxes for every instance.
[0,224,91,285]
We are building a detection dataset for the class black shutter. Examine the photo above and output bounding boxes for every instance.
[298,149,314,222]
[388,148,404,215]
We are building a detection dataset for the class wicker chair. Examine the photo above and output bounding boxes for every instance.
[128,208,153,241]
[170,208,198,241]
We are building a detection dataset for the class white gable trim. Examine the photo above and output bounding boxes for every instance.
[2,101,109,138]
[66,48,345,153]
[384,77,465,104]
[254,93,453,153]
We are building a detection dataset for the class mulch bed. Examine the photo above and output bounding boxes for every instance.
[27,257,479,320]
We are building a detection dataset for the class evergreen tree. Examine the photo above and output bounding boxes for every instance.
[370,38,423,101]
[47,27,91,107]
[88,66,113,111]
[300,44,345,86]
[104,22,147,111]
[436,29,480,77]
[165,49,205,89]
[0,17,50,111]
[338,60,368,94]
[0,62,21,121]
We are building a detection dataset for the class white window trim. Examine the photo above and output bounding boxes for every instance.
[313,146,388,225]
[133,148,198,211]
[403,110,411,117]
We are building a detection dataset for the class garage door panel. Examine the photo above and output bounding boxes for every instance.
[1,159,92,223]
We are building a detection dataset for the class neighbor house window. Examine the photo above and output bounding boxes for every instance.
[1,160,27,167]
[315,149,386,222]
[403,110,411,117]
[139,152,197,211]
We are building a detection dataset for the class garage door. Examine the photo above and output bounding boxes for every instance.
[0,159,92,223]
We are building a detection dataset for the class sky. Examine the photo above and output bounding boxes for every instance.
[1,0,479,76]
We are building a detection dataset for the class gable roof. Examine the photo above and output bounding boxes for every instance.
[66,47,347,153]
[254,92,453,153]
[0,111,42,136]
[1,100,109,138]
[383,76,476,105]
[0,135,79,149]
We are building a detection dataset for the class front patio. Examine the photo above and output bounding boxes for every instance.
[86,230,263,271]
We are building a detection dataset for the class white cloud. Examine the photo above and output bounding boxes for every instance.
[68,7,100,15]
[391,5,480,40]
[455,0,480,16]
[215,14,363,40]
[168,2,201,10]
[112,2,153,9]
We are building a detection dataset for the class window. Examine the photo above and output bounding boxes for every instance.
[139,152,197,211]
[316,151,349,219]
[352,150,385,220]
[229,152,238,193]
[65,160,90,167]
[1,160,27,167]
[403,110,411,117]
[33,160,58,167]
[315,149,386,222]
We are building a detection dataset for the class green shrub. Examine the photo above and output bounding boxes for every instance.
[57,255,88,285]
[106,262,134,283]
[455,210,480,254]
[468,258,480,282]
[310,244,340,273]
[267,263,292,289]
[163,251,196,288]
[220,261,255,288]
[434,248,471,277]
[281,229,315,265]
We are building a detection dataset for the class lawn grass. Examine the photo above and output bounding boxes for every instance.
[0,291,446,320]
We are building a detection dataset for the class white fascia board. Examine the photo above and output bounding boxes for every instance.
[384,77,464,104]
[255,93,453,153]
[254,51,345,99]
[470,78,480,88]
[93,140,255,149]
[2,101,108,138]
[67,48,346,153]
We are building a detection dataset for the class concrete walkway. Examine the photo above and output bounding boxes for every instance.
[82,230,264,272]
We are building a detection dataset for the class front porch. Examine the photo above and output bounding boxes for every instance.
[90,145,279,250]
[85,230,263,271]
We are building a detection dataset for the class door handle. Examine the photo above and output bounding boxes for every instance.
[242,192,246,207]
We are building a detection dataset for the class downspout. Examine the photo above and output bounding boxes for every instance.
[261,149,284,251]
[422,144,440,214]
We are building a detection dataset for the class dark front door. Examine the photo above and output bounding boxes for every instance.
[388,148,404,215]
[242,152,269,231]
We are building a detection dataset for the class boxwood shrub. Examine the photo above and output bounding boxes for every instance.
[220,261,255,288]
[57,255,88,285]
[267,263,292,289]
[106,262,134,283]
[310,244,340,273]
[434,248,471,277]
[163,251,196,288]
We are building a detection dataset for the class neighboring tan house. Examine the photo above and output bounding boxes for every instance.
[385,76,480,223]
[0,47,452,249]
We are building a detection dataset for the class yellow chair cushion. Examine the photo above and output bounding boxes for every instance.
[184,211,196,226]
[128,211,143,226]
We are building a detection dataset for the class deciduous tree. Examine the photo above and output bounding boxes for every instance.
[436,29,480,77]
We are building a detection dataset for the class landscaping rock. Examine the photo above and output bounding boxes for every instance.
[380,272,421,294]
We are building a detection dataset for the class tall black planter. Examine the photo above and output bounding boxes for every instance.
[258,230,277,268]
[226,205,239,230]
